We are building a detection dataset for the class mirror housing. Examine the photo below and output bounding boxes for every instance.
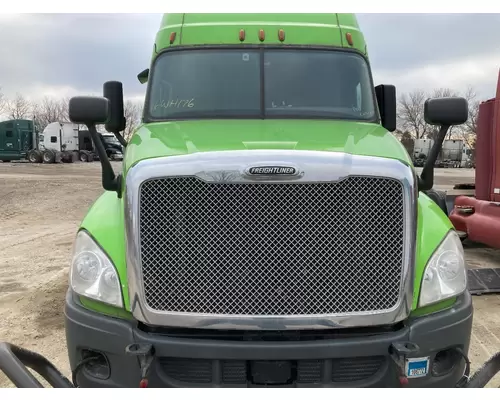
[69,96,109,125]
[424,97,469,126]
[375,84,397,132]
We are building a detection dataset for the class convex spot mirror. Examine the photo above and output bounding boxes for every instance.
[424,97,468,126]
[69,96,110,125]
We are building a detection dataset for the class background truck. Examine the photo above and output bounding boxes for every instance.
[99,132,124,161]
[24,121,123,163]
[0,119,36,162]
[0,13,474,388]
[34,121,95,163]
[413,138,434,167]
[437,139,468,168]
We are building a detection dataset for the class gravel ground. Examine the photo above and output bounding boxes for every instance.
[0,162,498,388]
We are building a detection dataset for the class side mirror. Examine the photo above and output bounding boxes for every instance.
[418,96,469,192]
[103,81,126,133]
[375,84,397,132]
[69,96,120,196]
[424,97,468,126]
[69,96,109,125]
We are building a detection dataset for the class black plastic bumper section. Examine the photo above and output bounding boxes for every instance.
[63,289,475,388]
[4,290,500,388]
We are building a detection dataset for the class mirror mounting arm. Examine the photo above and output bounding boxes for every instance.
[87,123,122,197]
[112,130,127,148]
[418,124,450,191]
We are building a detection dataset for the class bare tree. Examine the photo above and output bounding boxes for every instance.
[0,87,5,115]
[398,87,479,141]
[33,97,61,130]
[122,100,143,141]
[31,102,43,132]
[6,93,31,120]
[400,131,415,157]
[464,86,480,135]
[460,86,481,159]
[397,90,428,139]
[431,87,459,98]
[32,96,72,132]
[59,97,70,122]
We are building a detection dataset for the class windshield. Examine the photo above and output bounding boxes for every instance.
[102,136,120,144]
[147,48,377,121]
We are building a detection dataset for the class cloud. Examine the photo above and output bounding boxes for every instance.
[0,13,499,106]
[357,13,500,99]
[0,13,160,101]
[373,53,500,99]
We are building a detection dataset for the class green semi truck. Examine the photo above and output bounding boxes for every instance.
[0,119,36,162]
[59,13,475,387]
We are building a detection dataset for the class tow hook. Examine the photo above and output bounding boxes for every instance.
[125,343,155,388]
[389,342,421,386]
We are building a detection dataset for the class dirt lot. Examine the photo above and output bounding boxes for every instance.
[0,163,499,388]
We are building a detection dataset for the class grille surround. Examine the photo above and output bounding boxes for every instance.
[125,150,417,330]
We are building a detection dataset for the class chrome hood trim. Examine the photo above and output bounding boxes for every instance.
[124,150,417,330]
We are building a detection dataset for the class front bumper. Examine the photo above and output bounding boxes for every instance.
[64,290,473,388]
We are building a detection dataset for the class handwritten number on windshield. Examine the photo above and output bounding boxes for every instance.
[154,98,195,110]
[153,80,196,111]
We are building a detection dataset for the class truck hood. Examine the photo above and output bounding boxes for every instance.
[124,120,411,172]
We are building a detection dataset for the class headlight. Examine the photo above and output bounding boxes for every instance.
[418,230,467,307]
[70,230,123,308]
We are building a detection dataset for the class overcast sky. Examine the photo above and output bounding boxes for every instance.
[1,13,500,104]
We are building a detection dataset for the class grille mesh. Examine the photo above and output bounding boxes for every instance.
[139,176,405,315]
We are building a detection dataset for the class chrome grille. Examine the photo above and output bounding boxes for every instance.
[139,176,405,316]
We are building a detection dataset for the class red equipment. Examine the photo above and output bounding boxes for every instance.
[449,69,500,248]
